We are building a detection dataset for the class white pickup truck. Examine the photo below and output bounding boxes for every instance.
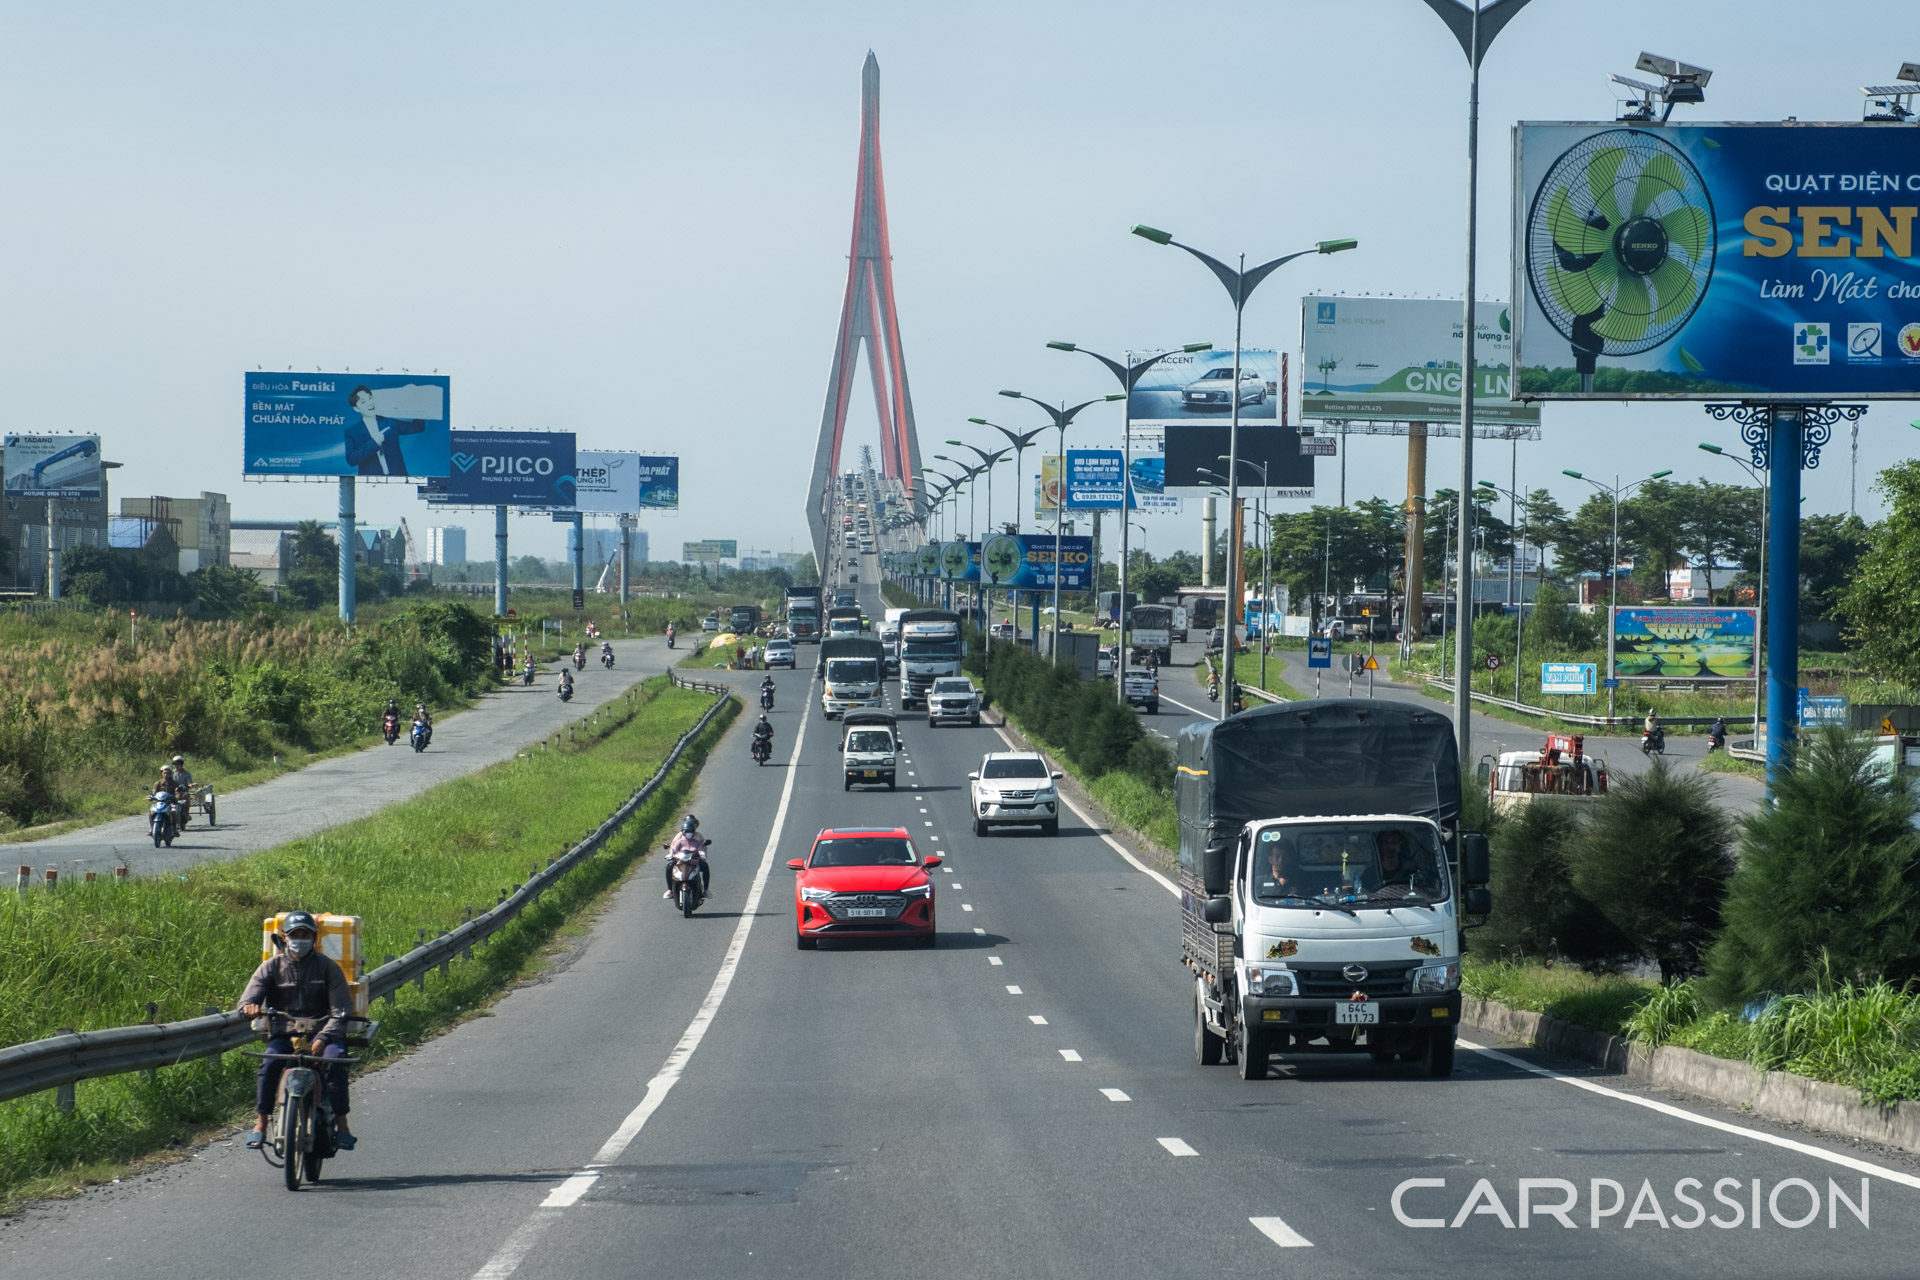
[926,676,980,727]
[1122,667,1159,715]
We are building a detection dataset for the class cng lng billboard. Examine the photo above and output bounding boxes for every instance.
[1513,122,1920,399]
[1300,296,1540,427]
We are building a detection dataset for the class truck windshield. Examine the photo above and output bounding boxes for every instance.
[846,731,892,753]
[827,659,878,683]
[903,639,959,658]
[1248,822,1449,908]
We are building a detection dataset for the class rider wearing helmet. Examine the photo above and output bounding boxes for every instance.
[238,911,356,1151]
[753,711,774,751]
[664,814,711,899]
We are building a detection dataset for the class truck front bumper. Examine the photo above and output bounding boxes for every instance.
[1242,991,1461,1033]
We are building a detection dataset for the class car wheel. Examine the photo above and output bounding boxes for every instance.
[917,930,937,949]
[971,715,980,727]
[843,778,850,791]
[1146,702,1158,715]
[1424,1027,1456,1078]
[1237,1018,1268,1080]
[972,817,987,837]
[1195,982,1224,1065]
[796,931,817,951]
[928,719,937,729]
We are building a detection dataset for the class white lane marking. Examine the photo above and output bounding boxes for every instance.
[1100,1088,1131,1102]
[1250,1216,1314,1249]
[974,927,985,935]
[919,807,928,813]
[993,724,1179,898]
[1059,1049,1082,1062]
[923,821,933,827]
[908,771,915,776]
[988,956,1003,966]
[1159,692,1213,719]
[915,795,924,800]
[952,883,962,889]
[961,903,974,912]
[941,867,953,873]
[1457,1037,1920,1190]
[1029,1015,1048,1024]
[1157,1138,1198,1157]
[539,1172,599,1208]
[470,680,813,1279]
[1005,984,1022,994]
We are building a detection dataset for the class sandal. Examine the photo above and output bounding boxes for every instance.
[245,1132,265,1150]
[334,1131,357,1151]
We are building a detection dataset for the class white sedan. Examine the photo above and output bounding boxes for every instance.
[1182,367,1266,409]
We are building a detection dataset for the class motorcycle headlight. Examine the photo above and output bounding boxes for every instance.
[1243,966,1297,997]
[799,886,836,903]
[1411,962,1460,994]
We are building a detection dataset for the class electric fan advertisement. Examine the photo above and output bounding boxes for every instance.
[1512,122,1920,400]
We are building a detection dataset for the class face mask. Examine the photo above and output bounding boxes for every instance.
[287,936,315,957]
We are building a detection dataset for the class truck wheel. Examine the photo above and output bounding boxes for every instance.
[970,715,979,727]
[1146,702,1158,715]
[1424,1028,1456,1078]
[1195,983,1224,1065]
[843,777,851,791]
[1236,1019,1268,1080]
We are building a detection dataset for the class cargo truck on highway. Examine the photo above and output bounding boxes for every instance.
[1125,604,1174,665]
[784,586,822,644]
[898,609,964,709]
[818,636,886,718]
[1178,700,1490,1080]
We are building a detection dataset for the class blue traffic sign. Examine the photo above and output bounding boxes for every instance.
[1601,677,1620,689]
[1307,637,1332,669]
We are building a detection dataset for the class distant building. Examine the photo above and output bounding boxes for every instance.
[230,528,293,590]
[118,493,230,575]
[426,525,467,565]
[568,525,622,566]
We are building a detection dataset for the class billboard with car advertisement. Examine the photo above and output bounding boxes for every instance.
[1611,606,1757,681]
[980,534,1092,590]
[1300,296,1540,427]
[423,430,576,507]
[1127,349,1280,423]
[4,434,102,499]
[1513,122,1920,399]
[244,372,450,478]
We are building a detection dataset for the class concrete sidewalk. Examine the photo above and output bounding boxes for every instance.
[14,636,679,881]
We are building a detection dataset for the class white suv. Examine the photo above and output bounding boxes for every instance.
[968,752,1063,837]
[927,676,980,727]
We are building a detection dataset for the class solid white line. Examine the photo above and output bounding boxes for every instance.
[994,723,1179,898]
[1029,1015,1048,1024]
[1005,984,1022,994]
[539,1172,599,1208]
[988,956,1003,966]
[469,685,812,1279]
[1249,1216,1314,1249]
[1157,1137,1198,1157]
[1059,1049,1082,1062]
[1457,1037,1920,1190]
[1100,1088,1131,1102]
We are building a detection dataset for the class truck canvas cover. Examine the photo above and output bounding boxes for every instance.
[818,636,885,670]
[1175,699,1459,895]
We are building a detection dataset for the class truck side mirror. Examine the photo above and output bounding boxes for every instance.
[1475,759,1491,786]
[1464,886,1493,916]
[1202,896,1233,924]
[1460,832,1491,886]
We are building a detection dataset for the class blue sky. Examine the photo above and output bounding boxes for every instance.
[0,1,1911,562]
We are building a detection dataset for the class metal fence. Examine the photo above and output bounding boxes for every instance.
[0,675,733,1108]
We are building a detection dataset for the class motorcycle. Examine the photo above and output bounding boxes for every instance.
[666,630,676,650]
[1641,725,1666,757]
[601,648,615,670]
[1206,679,1220,703]
[666,840,709,916]
[411,719,432,752]
[382,712,400,745]
[522,663,536,686]
[751,734,771,765]
[759,685,775,711]
[558,681,574,704]
[149,789,176,847]
[573,649,586,672]
[244,1012,370,1191]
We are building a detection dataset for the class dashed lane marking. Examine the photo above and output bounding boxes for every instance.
[989,956,1003,965]
[1059,1050,1082,1062]
[1005,985,1022,994]
[962,904,974,912]
[1250,1217,1314,1249]
[1029,1015,1048,1025]
[1099,1088,1131,1102]
[1157,1138,1197,1157]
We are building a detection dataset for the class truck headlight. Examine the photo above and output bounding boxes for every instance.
[1244,966,1296,997]
[1411,962,1460,993]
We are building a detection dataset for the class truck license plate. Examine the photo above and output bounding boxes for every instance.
[862,770,877,777]
[843,907,888,918]
[1335,1003,1379,1025]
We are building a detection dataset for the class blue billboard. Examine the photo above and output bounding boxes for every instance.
[979,534,1093,590]
[423,430,577,508]
[1514,123,1920,399]
[244,372,450,477]
[939,541,979,582]
[1065,449,1130,509]
[634,455,680,509]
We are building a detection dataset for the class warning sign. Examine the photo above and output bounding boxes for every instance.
[1363,654,1381,672]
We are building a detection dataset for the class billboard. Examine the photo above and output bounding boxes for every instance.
[980,534,1093,590]
[1163,426,1314,496]
[1125,426,1181,513]
[633,456,679,509]
[1513,122,1920,400]
[682,540,737,562]
[4,434,102,499]
[1065,450,1128,509]
[1128,348,1280,423]
[244,372,450,477]
[915,544,940,576]
[1300,296,1540,426]
[940,540,980,582]
[573,450,639,513]
[1611,606,1757,680]
[1540,662,1598,695]
[423,430,576,507]
[1039,454,1065,515]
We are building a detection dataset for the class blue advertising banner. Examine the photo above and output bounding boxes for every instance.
[1541,662,1598,695]
[634,456,679,509]
[423,430,577,508]
[1611,606,1757,680]
[939,541,980,582]
[244,372,450,477]
[1514,123,1920,399]
[1064,450,1130,510]
[979,534,1092,590]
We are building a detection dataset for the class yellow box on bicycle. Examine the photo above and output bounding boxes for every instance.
[261,913,367,1016]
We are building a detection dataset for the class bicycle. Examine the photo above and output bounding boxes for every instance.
[242,1012,375,1191]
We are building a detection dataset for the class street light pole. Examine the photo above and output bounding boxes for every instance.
[1699,443,1768,736]
[1564,468,1672,720]
[1130,225,1355,720]
[1046,342,1211,703]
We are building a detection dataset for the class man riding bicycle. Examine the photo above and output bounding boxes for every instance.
[238,911,356,1151]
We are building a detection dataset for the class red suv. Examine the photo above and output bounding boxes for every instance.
[789,826,940,950]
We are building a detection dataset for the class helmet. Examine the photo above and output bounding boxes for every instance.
[759,712,768,722]
[281,911,318,957]
[681,814,699,833]
[172,755,184,766]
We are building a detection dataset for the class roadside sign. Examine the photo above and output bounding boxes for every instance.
[572,589,585,610]
[1485,654,1502,671]
[1798,689,1848,727]
[1307,637,1332,669]
[1883,716,1899,737]
[1602,677,1620,690]
[1541,662,1596,695]
[1362,654,1380,672]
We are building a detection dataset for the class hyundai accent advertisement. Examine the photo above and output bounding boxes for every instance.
[243,372,450,477]
[1513,122,1920,399]
[422,429,576,507]
[1128,349,1280,423]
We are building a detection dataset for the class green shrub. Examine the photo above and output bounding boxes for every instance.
[1703,726,1920,1007]
[1481,798,1615,960]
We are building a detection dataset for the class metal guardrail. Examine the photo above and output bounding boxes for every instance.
[0,684,735,1108]
[1426,678,1753,731]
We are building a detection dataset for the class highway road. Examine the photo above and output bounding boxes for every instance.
[14,637,676,881]
[2,562,1907,1279]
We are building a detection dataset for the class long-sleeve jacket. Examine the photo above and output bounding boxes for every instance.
[238,950,353,1042]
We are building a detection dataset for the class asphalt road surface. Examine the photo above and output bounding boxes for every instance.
[4,567,1905,1279]
[14,636,675,881]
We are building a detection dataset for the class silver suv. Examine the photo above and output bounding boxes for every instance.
[968,752,1063,837]
[927,677,980,727]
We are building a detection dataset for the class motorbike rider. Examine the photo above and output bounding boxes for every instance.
[383,698,401,731]
[151,765,176,823]
[1709,715,1727,751]
[752,711,774,758]
[601,639,614,665]
[759,674,776,705]
[663,814,712,899]
[573,644,585,669]
[523,655,536,685]
[1643,711,1662,741]
[238,911,356,1151]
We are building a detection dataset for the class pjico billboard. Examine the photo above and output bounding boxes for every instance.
[424,430,576,507]
[1301,296,1540,427]
[4,434,102,499]
[244,372,450,477]
[1513,122,1920,399]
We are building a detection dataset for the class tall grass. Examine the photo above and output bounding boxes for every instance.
[0,676,734,1205]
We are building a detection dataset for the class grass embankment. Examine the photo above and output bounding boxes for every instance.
[0,675,735,1210]
[1698,751,1766,780]
[1199,652,1305,702]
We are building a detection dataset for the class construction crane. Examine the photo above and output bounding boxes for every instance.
[397,516,429,585]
